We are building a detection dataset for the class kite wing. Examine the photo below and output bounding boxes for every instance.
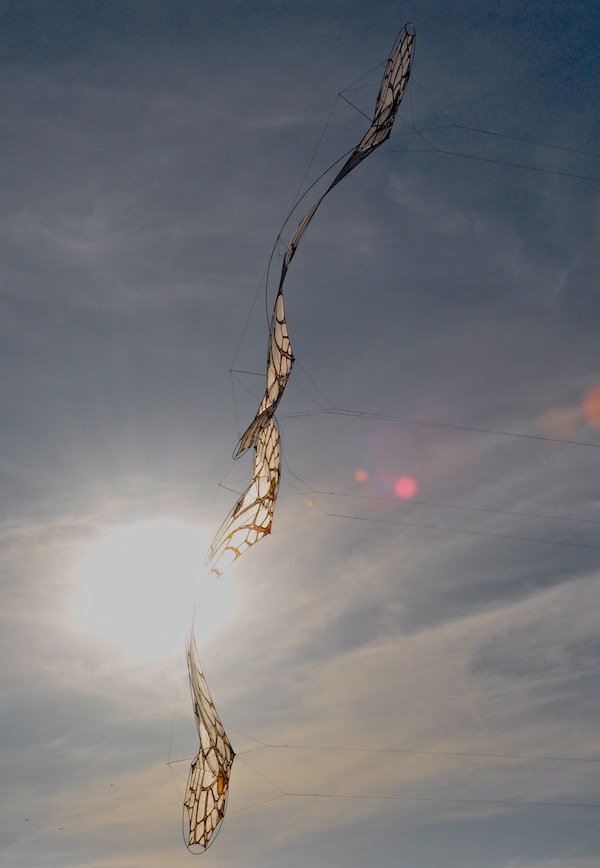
[184,631,235,851]
[279,23,416,287]
[233,288,294,458]
[208,417,281,576]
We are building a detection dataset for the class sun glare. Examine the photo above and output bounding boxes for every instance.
[72,520,236,661]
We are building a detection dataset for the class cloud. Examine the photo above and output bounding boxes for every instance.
[1,2,599,865]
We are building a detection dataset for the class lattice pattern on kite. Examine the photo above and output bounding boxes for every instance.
[233,288,294,459]
[208,417,281,576]
[184,631,235,852]
[278,23,416,288]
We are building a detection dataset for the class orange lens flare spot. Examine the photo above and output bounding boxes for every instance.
[582,385,600,429]
[354,468,369,483]
[394,476,417,499]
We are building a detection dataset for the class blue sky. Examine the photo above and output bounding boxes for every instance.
[1,1,599,866]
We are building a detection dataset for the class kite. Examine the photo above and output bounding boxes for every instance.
[189,25,416,852]
[208,417,281,576]
[183,629,235,851]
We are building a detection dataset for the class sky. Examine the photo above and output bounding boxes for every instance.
[1,1,599,866]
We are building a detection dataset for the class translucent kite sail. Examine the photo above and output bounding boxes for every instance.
[278,23,416,290]
[184,631,235,852]
[208,417,281,576]
[233,288,294,459]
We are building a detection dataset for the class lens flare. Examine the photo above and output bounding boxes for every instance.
[582,385,600,429]
[354,468,369,483]
[394,476,417,499]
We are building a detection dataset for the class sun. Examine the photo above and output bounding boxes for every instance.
[71,520,236,661]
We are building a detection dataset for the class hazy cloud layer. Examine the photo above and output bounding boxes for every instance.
[1,1,599,866]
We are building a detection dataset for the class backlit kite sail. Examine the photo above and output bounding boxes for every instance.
[208,417,281,576]
[184,630,235,851]
[233,289,293,459]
